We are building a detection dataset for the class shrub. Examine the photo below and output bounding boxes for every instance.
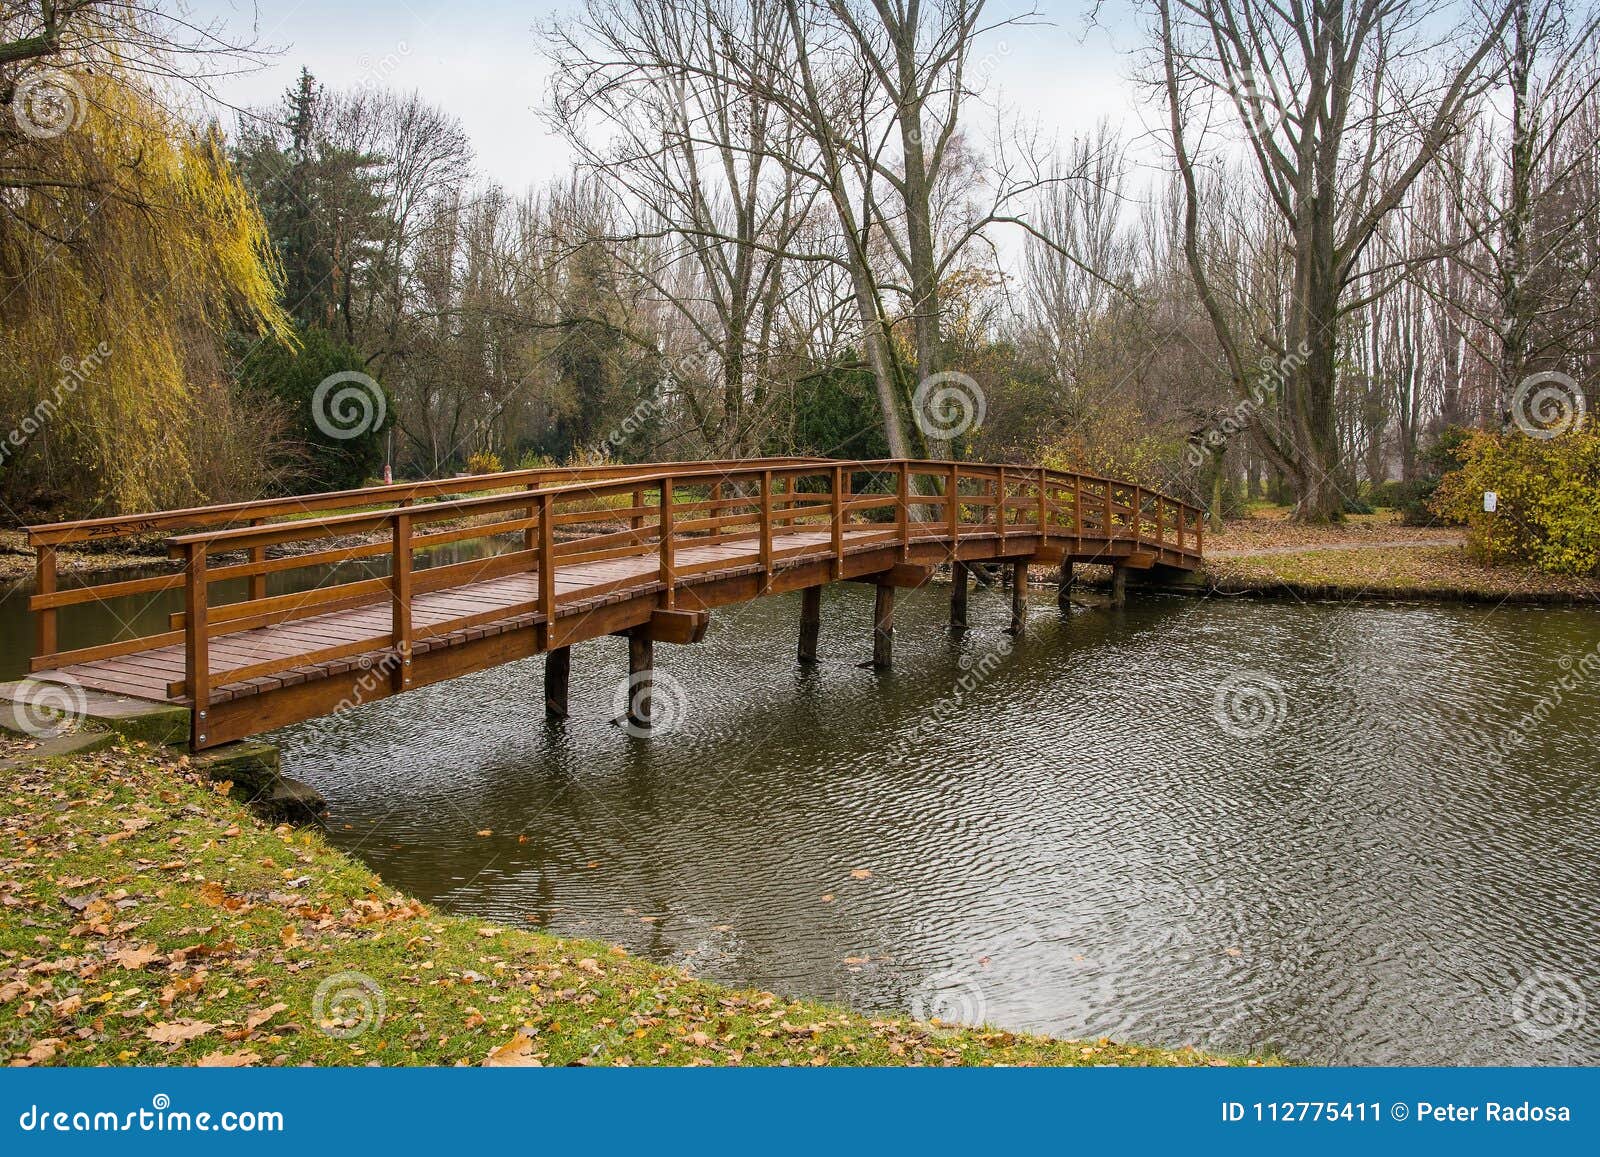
[1431,429,1600,575]
[465,451,504,475]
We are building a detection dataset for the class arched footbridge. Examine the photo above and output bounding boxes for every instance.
[21,458,1204,750]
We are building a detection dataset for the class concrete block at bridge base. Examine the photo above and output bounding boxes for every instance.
[0,680,190,747]
[0,728,120,770]
[189,740,324,822]
[1127,564,1208,593]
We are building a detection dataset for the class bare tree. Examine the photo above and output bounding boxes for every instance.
[1153,0,1516,520]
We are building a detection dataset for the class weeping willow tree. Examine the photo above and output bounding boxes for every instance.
[1,27,292,517]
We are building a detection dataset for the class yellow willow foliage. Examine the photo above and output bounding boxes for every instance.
[0,68,291,516]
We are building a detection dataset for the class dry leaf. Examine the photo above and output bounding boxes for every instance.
[197,1050,260,1067]
[483,1033,540,1067]
[245,1002,287,1032]
[114,944,162,970]
[849,869,872,880]
[145,1020,215,1044]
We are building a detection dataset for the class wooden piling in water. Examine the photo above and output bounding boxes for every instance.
[1112,565,1128,607]
[798,585,822,665]
[627,629,653,729]
[1057,559,1074,610]
[873,582,894,669]
[950,561,969,628]
[544,646,570,721]
[1009,560,1028,636]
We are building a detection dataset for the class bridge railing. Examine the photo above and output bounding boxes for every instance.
[26,459,1203,705]
[22,456,829,676]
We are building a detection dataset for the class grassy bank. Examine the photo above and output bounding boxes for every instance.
[1200,509,1600,604]
[0,740,1251,1068]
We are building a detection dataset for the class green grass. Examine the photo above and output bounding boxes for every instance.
[1206,544,1600,602]
[0,743,1260,1068]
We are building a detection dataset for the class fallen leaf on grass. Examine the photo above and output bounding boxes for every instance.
[483,1033,540,1067]
[197,1050,260,1068]
[114,944,162,970]
[145,1020,215,1044]
[245,1002,287,1032]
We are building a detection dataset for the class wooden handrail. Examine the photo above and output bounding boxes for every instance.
[27,458,1206,691]
[26,456,836,547]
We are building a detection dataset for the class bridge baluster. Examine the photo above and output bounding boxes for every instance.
[183,542,210,748]
[660,481,677,607]
[538,492,556,637]
[391,511,413,692]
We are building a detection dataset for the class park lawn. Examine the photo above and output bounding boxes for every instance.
[1206,544,1600,603]
[0,742,1255,1068]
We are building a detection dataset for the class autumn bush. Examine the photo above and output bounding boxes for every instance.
[1431,429,1600,575]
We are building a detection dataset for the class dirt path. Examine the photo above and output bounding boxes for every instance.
[1207,536,1465,560]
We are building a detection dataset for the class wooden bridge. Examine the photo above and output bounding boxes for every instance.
[23,458,1204,750]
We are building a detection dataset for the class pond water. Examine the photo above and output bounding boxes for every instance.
[4,569,1597,1064]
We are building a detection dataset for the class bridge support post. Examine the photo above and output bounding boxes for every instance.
[544,646,570,721]
[626,628,653,730]
[950,561,968,628]
[1111,565,1128,608]
[873,582,894,669]
[1008,560,1028,636]
[798,585,822,665]
[1057,560,1074,610]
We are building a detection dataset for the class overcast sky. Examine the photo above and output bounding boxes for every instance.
[189,0,1156,192]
